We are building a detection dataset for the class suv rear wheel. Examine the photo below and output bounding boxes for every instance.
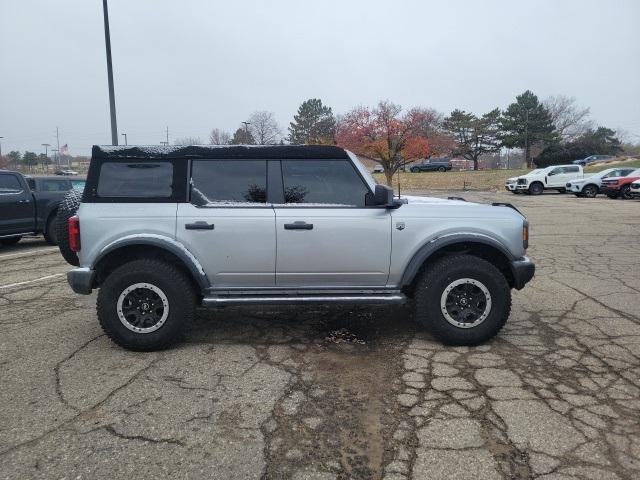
[413,254,511,345]
[97,259,196,351]
[620,185,632,200]
[582,184,598,198]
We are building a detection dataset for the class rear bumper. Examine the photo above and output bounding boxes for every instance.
[67,268,95,295]
[510,257,535,290]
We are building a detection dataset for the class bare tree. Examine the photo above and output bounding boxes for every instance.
[544,95,593,141]
[209,128,231,145]
[174,136,203,146]
[247,111,281,145]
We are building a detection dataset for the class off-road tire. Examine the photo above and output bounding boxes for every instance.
[0,236,22,246]
[43,213,58,245]
[438,166,446,172]
[55,189,82,266]
[582,184,598,198]
[97,259,196,351]
[528,182,544,195]
[413,254,511,345]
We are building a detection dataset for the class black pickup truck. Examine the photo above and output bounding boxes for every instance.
[0,170,84,246]
[409,158,453,172]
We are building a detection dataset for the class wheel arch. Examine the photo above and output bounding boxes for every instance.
[400,235,516,292]
[92,238,210,293]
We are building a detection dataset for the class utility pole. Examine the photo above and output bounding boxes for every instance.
[56,127,60,167]
[52,148,58,168]
[121,133,128,145]
[0,136,3,158]
[103,0,118,145]
[524,109,530,168]
[241,121,251,143]
[41,143,51,172]
[166,126,169,145]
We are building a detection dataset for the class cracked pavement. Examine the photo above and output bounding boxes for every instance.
[0,192,639,479]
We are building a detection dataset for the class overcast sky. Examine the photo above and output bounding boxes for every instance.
[1,0,639,156]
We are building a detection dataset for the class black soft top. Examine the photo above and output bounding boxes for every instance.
[92,144,350,160]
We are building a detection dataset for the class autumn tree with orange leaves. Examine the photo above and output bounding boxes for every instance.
[336,101,431,186]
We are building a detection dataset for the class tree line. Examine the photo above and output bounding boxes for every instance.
[4,91,631,181]
[185,91,627,186]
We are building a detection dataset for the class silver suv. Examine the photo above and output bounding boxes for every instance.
[65,145,534,351]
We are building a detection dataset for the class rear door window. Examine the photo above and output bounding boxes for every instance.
[190,160,267,205]
[281,160,370,206]
[97,162,173,198]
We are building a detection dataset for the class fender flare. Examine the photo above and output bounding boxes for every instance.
[93,234,210,291]
[400,233,515,287]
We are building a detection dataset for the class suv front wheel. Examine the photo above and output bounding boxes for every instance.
[97,259,196,351]
[413,254,511,345]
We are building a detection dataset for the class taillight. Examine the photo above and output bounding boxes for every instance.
[522,220,529,249]
[68,215,80,252]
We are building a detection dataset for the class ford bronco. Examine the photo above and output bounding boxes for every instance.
[65,145,534,351]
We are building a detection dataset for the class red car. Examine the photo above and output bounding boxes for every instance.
[600,168,640,199]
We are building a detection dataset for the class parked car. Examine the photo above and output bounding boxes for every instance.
[505,165,583,195]
[572,155,614,166]
[600,168,640,199]
[63,144,534,351]
[55,169,79,176]
[630,180,640,198]
[0,171,84,246]
[409,158,452,172]
[566,168,636,198]
[372,164,384,174]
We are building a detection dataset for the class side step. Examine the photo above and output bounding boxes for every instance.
[202,293,406,307]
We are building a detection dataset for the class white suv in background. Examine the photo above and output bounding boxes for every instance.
[505,165,583,195]
[566,168,636,198]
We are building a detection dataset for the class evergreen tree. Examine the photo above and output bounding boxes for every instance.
[229,127,256,145]
[444,108,501,170]
[288,98,336,145]
[501,90,558,167]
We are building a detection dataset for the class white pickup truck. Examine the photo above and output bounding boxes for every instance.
[505,165,583,195]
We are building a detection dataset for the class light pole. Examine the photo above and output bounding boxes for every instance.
[103,0,118,145]
[241,121,251,143]
[121,133,128,146]
[0,136,3,157]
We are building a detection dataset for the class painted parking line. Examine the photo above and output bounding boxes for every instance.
[0,273,66,291]
[0,248,59,261]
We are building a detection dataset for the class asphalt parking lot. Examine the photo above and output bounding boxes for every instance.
[1,192,639,480]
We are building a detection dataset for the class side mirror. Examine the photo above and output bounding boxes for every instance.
[374,184,397,207]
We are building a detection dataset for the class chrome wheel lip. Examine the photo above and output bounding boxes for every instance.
[117,282,169,334]
[440,278,492,329]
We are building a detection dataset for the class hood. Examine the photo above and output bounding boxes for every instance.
[402,195,475,206]
[399,195,525,219]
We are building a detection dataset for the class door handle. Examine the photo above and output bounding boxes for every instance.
[284,221,313,230]
[185,221,214,230]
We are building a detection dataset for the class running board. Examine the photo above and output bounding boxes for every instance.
[201,293,406,307]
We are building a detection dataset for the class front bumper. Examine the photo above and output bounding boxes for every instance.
[510,257,535,290]
[67,268,95,295]
[505,183,529,191]
[600,186,620,196]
